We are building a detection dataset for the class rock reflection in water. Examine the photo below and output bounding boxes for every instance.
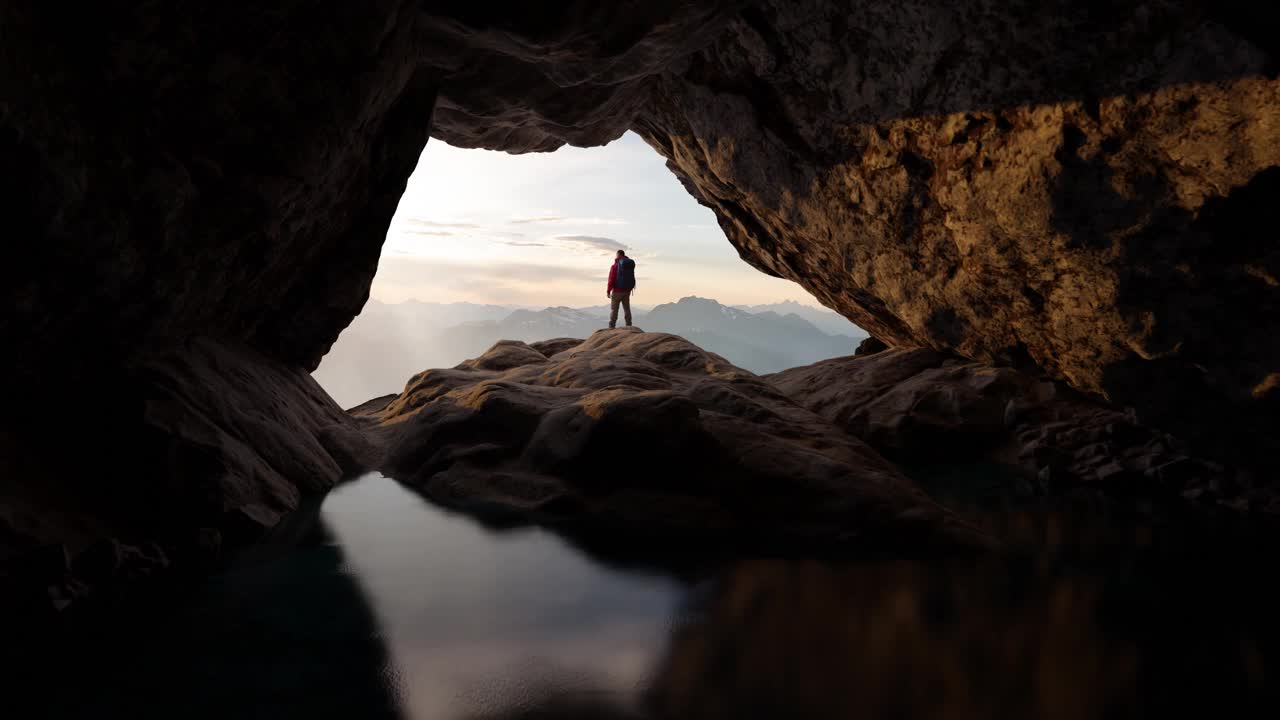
[652,520,1278,719]
[651,559,1134,720]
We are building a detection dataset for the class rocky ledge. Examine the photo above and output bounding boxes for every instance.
[352,329,981,551]
[769,348,1265,512]
[343,325,1269,564]
[354,331,1259,536]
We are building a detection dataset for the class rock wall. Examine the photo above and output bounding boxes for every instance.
[632,0,1280,457]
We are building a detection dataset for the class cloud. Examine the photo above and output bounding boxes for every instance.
[376,256,603,292]
[403,218,482,229]
[511,215,628,226]
[403,230,455,236]
[495,240,551,247]
[510,215,565,224]
[553,235,629,254]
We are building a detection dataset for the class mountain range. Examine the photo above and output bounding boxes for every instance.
[733,300,863,337]
[313,296,867,408]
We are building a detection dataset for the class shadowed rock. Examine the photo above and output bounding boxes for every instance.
[0,339,375,623]
[356,330,983,550]
[855,336,889,357]
[769,349,1259,511]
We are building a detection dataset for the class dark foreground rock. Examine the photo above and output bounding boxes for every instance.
[769,349,1266,511]
[354,330,982,550]
[0,338,374,624]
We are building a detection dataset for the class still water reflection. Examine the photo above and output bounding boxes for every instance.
[43,472,1280,718]
[323,475,681,719]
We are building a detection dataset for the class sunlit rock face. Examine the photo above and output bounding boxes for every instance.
[355,330,981,549]
[631,0,1280,457]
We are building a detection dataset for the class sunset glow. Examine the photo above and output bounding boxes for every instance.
[374,132,821,308]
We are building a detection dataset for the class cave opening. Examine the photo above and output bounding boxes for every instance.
[311,131,868,409]
[7,2,1280,714]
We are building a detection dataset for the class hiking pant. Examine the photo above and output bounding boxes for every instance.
[609,289,632,327]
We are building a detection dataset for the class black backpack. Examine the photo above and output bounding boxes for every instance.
[615,257,636,290]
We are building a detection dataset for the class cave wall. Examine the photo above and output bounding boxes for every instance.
[0,0,744,614]
[631,0,1280,456]
[3,0,1278,614]
[2,1,743,394]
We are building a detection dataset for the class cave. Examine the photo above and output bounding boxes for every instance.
[3,0,1280,714]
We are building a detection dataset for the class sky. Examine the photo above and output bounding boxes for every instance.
[373,131,821,307]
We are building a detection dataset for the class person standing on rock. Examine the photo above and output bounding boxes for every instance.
[607,249,636,329]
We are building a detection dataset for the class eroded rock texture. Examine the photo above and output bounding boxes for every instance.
[355,330,979,549]
[632,0,1280,457]
[769,348,1260,511]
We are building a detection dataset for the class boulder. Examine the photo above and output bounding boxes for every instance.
[357,330,982,549]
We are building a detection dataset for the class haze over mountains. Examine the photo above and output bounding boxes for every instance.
[314,297,866,408]
[734,300,868,337]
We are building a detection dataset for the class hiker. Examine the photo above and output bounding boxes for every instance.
[607,249,636,328]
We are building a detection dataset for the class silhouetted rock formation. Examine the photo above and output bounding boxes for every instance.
[0,339,373,623]
[769,349,1260,511]
[355,330,980,549]
[855,336,889,357]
